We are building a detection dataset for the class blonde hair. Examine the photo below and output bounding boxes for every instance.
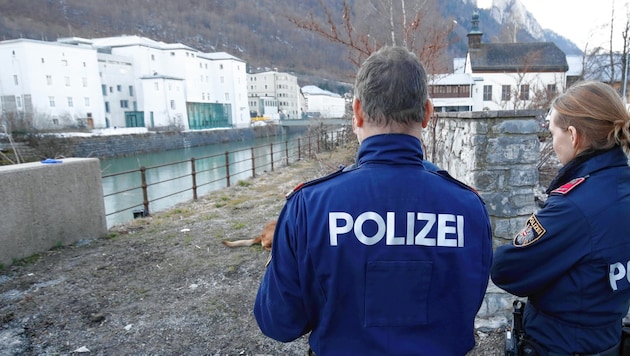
[551,80,630,155]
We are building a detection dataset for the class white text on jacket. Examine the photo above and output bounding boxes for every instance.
[328,212,464,247]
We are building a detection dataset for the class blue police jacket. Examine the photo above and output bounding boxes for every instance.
[254,134,493,355]
[491,147,630,354]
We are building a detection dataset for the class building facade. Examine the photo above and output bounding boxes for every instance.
[0,35,250,131]
[0,39,104,130]
[300,85,346,118]
[247,70,301,120]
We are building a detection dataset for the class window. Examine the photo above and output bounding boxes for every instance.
[16,96,22,108]
[105,102,110,113]
[49,96,56,107]
[13,75,18,85]
[84,97,90,107]
[46,75,53,85]
[220,64,224,70]
[519,84,530,100]
[120,100,129,108]
[547,84,557,95]
[129,86,134,96]
[102,85,107,96]
[41,58,45,63]
[151,54,155,61]
[82,77,88,87]
[65,76,70,87]
[154,82,159,91]
[52,118,59,125]
[61,59,68,66]
[170,100,176,109]
[109,86,113,93]
[502,85,511,101]
[483,85,492,101]
[67,97,74,107]
[220,76,225,84]
[117,85,122,92]
[225,93,230,101]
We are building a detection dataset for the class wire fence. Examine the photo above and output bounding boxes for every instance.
[102,127,351,226]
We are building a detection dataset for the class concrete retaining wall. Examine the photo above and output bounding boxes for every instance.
[0,158,107,267]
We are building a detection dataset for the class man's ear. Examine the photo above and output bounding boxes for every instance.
[422,99,434,128]
[353,98,364,128]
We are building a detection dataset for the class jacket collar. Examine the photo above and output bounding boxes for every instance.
[546,147,628,194]
[356,134,426,167]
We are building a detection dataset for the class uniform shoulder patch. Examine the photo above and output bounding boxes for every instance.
[285,166,349,200]
[551,177,586,195]
[513,214,547,247]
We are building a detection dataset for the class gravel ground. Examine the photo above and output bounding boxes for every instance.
[0,144,504,355]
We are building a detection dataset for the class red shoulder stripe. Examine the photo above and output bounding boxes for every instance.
[551,177,586,195]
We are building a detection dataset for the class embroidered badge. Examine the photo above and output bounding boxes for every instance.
[513,214,547,247]
[551,177,586,195]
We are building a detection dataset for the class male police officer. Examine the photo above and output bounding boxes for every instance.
[254,46,493,355]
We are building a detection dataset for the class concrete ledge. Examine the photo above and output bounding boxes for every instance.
[0,158,107,266]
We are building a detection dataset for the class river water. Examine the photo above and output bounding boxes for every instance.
[100,131,307,228]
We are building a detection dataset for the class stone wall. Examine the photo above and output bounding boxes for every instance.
[423,110,544,247]
[1,124,290,161]
[424,110,545,330]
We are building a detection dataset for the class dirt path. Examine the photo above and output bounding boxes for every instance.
[0,145,503,355]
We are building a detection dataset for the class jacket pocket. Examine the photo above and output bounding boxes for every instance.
[364,260,433,327]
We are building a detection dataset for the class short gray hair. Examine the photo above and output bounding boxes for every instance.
[354,46,428,126]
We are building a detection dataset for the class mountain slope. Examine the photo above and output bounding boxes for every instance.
[0,0,580,87]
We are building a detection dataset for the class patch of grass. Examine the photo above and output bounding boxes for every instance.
[237,180,252,187]
[231,222,246,230]
[13,253,41,266]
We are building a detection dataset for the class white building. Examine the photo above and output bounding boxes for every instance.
[0,38,105,129]
[0,35,251,131]
[301,85,346,118]
[462,12,568,110]
[89,36,250,129]
[429,13,568,112]
[247,70,301,120]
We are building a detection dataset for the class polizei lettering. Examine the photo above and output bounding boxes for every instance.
[609,260,630,291]
[328,211,464,247]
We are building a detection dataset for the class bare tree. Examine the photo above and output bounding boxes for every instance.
[287,0,456,74]
[610,0,617,86]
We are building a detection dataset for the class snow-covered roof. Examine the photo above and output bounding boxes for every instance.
[90,35,195,52]
[429,73,474,85]
[301,85,341,97]
[198,51,244,62]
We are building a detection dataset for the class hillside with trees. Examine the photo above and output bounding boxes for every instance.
[0,0,579,90]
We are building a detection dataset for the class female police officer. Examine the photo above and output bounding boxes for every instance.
[491,80,630,355]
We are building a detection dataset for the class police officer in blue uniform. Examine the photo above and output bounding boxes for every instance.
[491,81,630,356]
[254,46,493,355]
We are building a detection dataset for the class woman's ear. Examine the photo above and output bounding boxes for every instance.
[568,126,579,148]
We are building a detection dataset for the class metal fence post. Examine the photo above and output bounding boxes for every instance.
[251,147,256,178]
[225,151,231,187]
[191,157,198,201]
[270,143,274,171]
[140,166,150,215]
